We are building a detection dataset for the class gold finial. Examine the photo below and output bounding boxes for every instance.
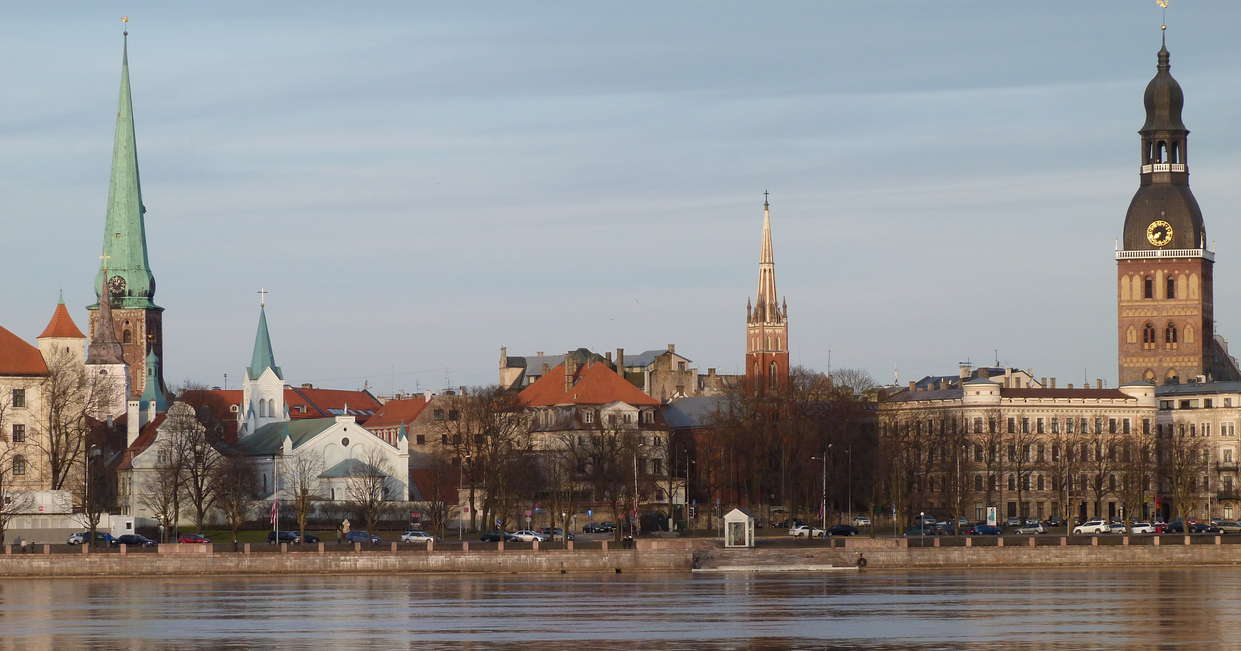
[121,15,129,36]
[1157,0,1168,30]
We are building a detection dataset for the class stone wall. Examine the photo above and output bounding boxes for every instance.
[0,548,690,578]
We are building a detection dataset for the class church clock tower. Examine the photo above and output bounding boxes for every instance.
[746,194,789,390]
[88,29,165,398]
[1116,34,1240,385]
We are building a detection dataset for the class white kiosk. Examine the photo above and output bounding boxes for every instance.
[723,507,755,548]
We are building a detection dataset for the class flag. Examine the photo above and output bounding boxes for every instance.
[270,499,280,526]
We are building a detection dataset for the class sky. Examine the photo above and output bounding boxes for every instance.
[4,2,1241,394]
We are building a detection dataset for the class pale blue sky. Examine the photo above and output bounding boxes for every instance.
[5,2,1241,392]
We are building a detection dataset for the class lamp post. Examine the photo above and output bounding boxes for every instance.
[846,446,853,528]
[811,444,831,535]
[85,444,101,548]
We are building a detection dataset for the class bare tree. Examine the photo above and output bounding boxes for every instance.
[1160,424,1208,526]
[139,441,185,542]
[163,403,220,531]
[1082,418,1122,520]
[434,387,529,532]
[212,452,258,548]
[281,454,323,543]
[34,350,116,492]
[0,427,35,545]
[411,452,454,539]
[1117,435,1155,529]
[346,447,395,533]
[1046,423,1085,531]
[830,368,876,396]
[1007,417,1039,521]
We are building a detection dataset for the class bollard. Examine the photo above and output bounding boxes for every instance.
[533,540,540,551]
[42,544,50,554]
[1153,536,1161,546]
[462,541,469,553]
[601,540,608,552]
[119,544,127,555]
[497,540,505,552]
[426,540,434,553]
[1183,535,1191,546]
[997,537,1004,547]
[280,543,288,554]
[81,542,90,554]
[3,544,9,555]
[1216,535,1223,546]
[390,542,398,553]
[964,537,972,547]
[1122,536,1129,546]
[1060,536,1068,546]
[1091,536,1099,546]
[354,542,362,552]
[1027,536,1035,547]
[567,540,574,551]
[318,542,325,554]
[932,537,940,548]
[244,543,251,555]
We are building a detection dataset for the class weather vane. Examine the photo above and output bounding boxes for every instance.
[121,15,128,36]
[1157,0,1168,32]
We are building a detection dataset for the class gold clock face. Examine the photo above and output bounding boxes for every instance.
[1147,220,1173,247]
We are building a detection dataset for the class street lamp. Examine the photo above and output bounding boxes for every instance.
[811,444,832,535]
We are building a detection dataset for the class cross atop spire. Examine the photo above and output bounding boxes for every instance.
[750,193,784,325]
[258,288,269,307]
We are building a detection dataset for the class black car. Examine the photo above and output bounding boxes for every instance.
[968,525,1002,535]
[115,534,156,547]
[479,531,517,542]
[344,530,382,544]
[267,531,321,544]
[827,525,858,536]
[1189,522,1221,534]
[582,522,616,534]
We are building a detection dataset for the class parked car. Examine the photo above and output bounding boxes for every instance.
[401,530,436,543]
[345,530,381,544]
[479,531,515,542]
[1045,517,1065,527]
[1129,522,1156,534]
[967,525,1002,536]
[1214,521,1241,534]
[789,525,825,538]
[509,530,549,543]
[66,531,116,545]
[268,531,300,544]
[1072,520,1109,535]
[1005,517,1023,527]
[904,526,937,537]
[828,525,858,537]
[177,533,211,544]
[1165,521,1185,533]
[1015,523,1045,535]
[916,514,938,526]
[852,516,872,527]
[1189,521,1221,534]
[539,527,575,541]
[115,534,157,547]
[1106,522,1126,534]
[582,522,616,534]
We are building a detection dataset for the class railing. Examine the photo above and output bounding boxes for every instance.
[1216,463,1239,473]
[1115,248,1214,261]
[1141,163,1187,173]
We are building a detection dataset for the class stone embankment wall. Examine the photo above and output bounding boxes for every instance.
[0,548,690,578]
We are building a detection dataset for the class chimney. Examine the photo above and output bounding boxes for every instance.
[1050,377,1057,388]
[959,362,972,379]
[301,383,313,389]
[423,390,433,402]
[126,400,140,447]
[500,346,507,368]
[537,351,544,357]
[908,381,916,392]
[1096,378,1103,389]
[1068,383,1074,389]
[565,353,578,393]
[147,400,157,424]
[978,368,990,379]
[708,368,716,376]
[1040,377,1047,388]
[616,348,625,369]
[667,344,676,353]
[605,351,612,363]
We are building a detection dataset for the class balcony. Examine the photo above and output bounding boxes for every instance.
[1115,248,1213,261]
[1216,463,1239,473]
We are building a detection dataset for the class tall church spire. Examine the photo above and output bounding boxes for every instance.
[87,275,125,365]
[745,193,790,389]
[751,192,784,325]
[95,27,157,310]
[248,304,283,380]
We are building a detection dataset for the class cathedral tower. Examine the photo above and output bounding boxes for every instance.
[1116,34,1240,385]
[745,194,789,389]
[88,29,164,398]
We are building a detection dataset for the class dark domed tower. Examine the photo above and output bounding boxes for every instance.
[1116,36,1239,384]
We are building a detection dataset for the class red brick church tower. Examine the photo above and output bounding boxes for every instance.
[746,193,789,389]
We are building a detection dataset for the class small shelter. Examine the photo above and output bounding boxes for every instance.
[723,507,755,548]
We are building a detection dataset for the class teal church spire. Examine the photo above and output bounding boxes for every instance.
[95,29,158,310]
[248,305,283,380]
[139,349,168,412]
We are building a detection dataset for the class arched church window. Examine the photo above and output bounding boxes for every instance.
[258,400,267,418]
[122,330,132,344]
[769,361,777,382]
[1172,141,1181,164]
[1144,277,1153,299]
[1166,276,1176,299]
[1166,323,1178,344]
[1156,141,1167,163]
[1143,323,1156,347]
[268,399,276,416]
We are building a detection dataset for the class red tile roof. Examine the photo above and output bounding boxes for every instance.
[0,326,48,377]
[366,395,430,430]
[38,302,86,339]
[519,361,659,407]
[286,387,381,422]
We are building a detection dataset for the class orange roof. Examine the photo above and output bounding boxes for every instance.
[0,326,49,376]
[286,386,382,422]
[519,361,659,407]
[38,301,85,339]
[366,395,430,429]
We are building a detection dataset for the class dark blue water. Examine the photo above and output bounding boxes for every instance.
[0,568,1229,648]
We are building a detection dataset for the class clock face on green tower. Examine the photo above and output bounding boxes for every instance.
[108,275,126,296]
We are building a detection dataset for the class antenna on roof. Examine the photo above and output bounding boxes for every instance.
[994,349,999,367]
[223,372,228,391]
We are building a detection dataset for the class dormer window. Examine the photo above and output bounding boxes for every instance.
[584,410,594,424]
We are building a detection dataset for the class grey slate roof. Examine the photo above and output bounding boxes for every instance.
[661,396,725,428]
[319,458,382,479]
[1157,381,1241,397]
[234,418,336,456]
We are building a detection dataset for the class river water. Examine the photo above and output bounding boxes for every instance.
[0,567,1234,649]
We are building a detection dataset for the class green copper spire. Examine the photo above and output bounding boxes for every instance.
[139,349,168,412]
[248,305,283,380]
[94,29,158,310]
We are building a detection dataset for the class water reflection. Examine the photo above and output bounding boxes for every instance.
[0,568,1238,648]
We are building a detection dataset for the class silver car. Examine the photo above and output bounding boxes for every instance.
[1015,523,1045,535]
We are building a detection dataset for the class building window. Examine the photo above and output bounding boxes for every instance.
[1109,419,1117,434]
[1094,417,1103,434]
[1066,418,1075,434]
[1007,418,1015,434]
[974,475,983,491]
[440,434,448,445]
[584,410,594,424]
[973,444,983,462]
[448,410,460,421]
[1144,277,1154,299]
[433,409,445,421]
[652,458,663,475]
[1007,444,1016,462]
[1166,323,1178,344]
[11,424,24,443]
[1008,475,1016,491]
[1143,419,1151,435]
[122,330,132,344]
[1022,418,1030,434]
[1167,276,1176,299]
[1036,418,1044,434]
[12,455,25,475]
[11,389,24,408]
[1142,323,1156,347]
[1037,444,1045,462]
